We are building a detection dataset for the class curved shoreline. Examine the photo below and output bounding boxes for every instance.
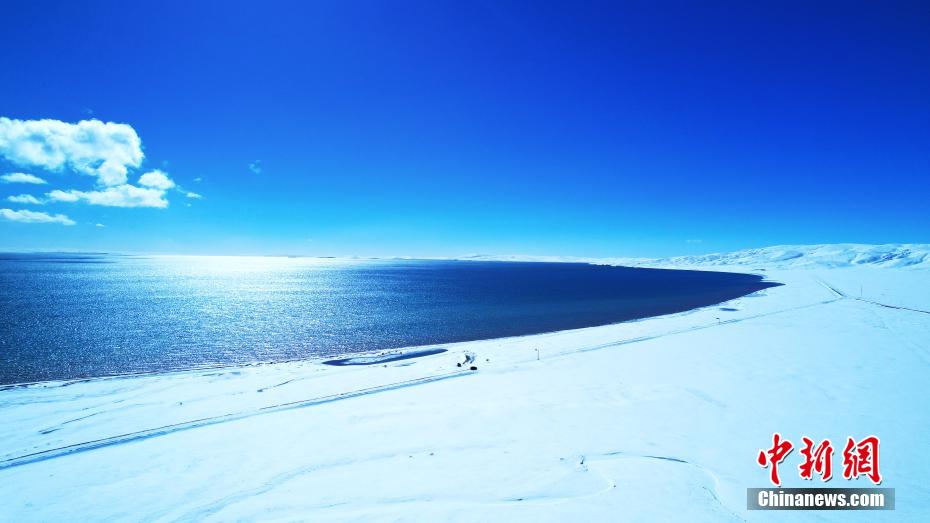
[0,282,779,389]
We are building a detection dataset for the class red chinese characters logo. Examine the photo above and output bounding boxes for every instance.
[842,436,882,484]
[757,432,793,486]
[757,434,881,485]
[799,437,833,481]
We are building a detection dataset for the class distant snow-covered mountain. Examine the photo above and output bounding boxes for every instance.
[642,244,930,269]
[458,244,930,270]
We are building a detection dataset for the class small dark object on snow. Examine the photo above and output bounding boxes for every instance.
[469,365,478,371]
[456,362,462,367]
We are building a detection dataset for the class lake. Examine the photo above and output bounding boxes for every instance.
[0,254,779,384]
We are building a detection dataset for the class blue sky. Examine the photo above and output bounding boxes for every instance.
[1,1,928,257]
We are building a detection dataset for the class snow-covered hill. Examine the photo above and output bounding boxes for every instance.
[459,243,930,270]
[641,243,930,270]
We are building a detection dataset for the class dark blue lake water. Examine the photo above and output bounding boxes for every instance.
[0,254,779,384]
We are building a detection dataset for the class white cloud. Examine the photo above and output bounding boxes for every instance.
[0,208,75,225]
[1,118,184,214]
[249,160,261,174]
[95,223,105,228]
[185,191,203,199]
[138,169,175,190]
[1,172,47,184]
[7,194,44,204]
[0,117,144,186]
[193,177,202,182]
[47,184,169,208]
[45,190,79,202]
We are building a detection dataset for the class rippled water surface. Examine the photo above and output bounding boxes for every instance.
[0,254,779,384]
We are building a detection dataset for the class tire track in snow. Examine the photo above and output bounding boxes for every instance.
[816,277,930,315]
[853,297,930,315]
[0,370,473,471]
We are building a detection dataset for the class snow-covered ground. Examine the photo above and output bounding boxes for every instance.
[1,245,928,521]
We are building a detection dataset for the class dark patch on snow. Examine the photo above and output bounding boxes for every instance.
[323,348,447,366]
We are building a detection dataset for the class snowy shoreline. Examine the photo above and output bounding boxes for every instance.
[1,244,929,521]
